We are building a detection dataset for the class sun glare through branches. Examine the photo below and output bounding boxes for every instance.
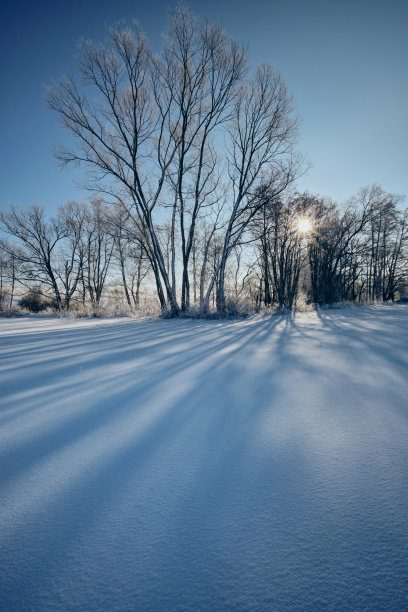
[297,217,313,234]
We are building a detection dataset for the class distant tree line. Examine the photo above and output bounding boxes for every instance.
[250,185,407,309]
[0,185,406,315]
[0,199,148,313]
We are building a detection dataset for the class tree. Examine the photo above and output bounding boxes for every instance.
[0,205,66,308]
[83,199,114,308]
[363,189,407,302]
[46,5,299,315]
[308,188,374,305]
[55,201,87,309]
[156,7,246,311]
[0,242,18,309]
[107,203,151,308]
[213,66,301,314]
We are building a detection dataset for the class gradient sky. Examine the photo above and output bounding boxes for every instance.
[1,0,407,215]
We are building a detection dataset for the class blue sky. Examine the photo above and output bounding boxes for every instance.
[1,0,407,214]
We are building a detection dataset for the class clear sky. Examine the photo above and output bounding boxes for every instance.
[1,0,407,215]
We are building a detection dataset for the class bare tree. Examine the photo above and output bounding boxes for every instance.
[212,66,301,314]
[0,243,18,309]
[83,199,114,307]
[45,6,299,316]
[107,204,133,306]
[46,19,177,312]
[265,197,302,309]
[107,202,153,307]
[54,201,87,309]
[156,6,246,311]
[308,187,377,304]
[0,245,9,309]
[363,189,407,302]
[127,243,150,306]
[0,205,66,308]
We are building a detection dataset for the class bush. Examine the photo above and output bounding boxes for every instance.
[0,306,26,317]
[19,288,52,313]
[163,297,253,319]
[58,297,161,319]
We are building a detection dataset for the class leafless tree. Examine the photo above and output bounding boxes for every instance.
[362,188,407,301]
[157,6,246,311]
[308,187,377,304]
[45,6,299,315]
[83,199,114,307]
[106,204,133,306]
[0,242,18,309]
[54,201,87,309]
[0,205,66,308]
[211,66,302,314]
[107,202,152,307]
[127,243,150,306]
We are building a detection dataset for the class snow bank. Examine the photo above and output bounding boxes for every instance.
[1,305,407,610]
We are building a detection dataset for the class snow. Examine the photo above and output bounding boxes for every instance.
[1,305,408,610]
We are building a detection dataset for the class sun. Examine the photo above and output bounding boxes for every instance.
[297,217,313,234]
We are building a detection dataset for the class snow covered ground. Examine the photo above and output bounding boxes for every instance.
[1,305,407,610]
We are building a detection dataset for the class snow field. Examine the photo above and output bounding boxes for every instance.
[0,305,408,610]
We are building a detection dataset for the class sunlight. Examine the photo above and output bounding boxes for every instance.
[297,217,313,234]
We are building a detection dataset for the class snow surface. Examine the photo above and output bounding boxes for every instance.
[1,305,408,610]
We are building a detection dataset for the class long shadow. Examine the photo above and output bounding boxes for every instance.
[1,310,407,610]
[1,315,293,607]
[313,306,408,388]
[1,314,315,610]
[0,316,283,486]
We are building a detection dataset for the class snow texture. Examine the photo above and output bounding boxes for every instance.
[1,305,408,610]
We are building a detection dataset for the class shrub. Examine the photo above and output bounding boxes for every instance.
[19,288,52,313]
